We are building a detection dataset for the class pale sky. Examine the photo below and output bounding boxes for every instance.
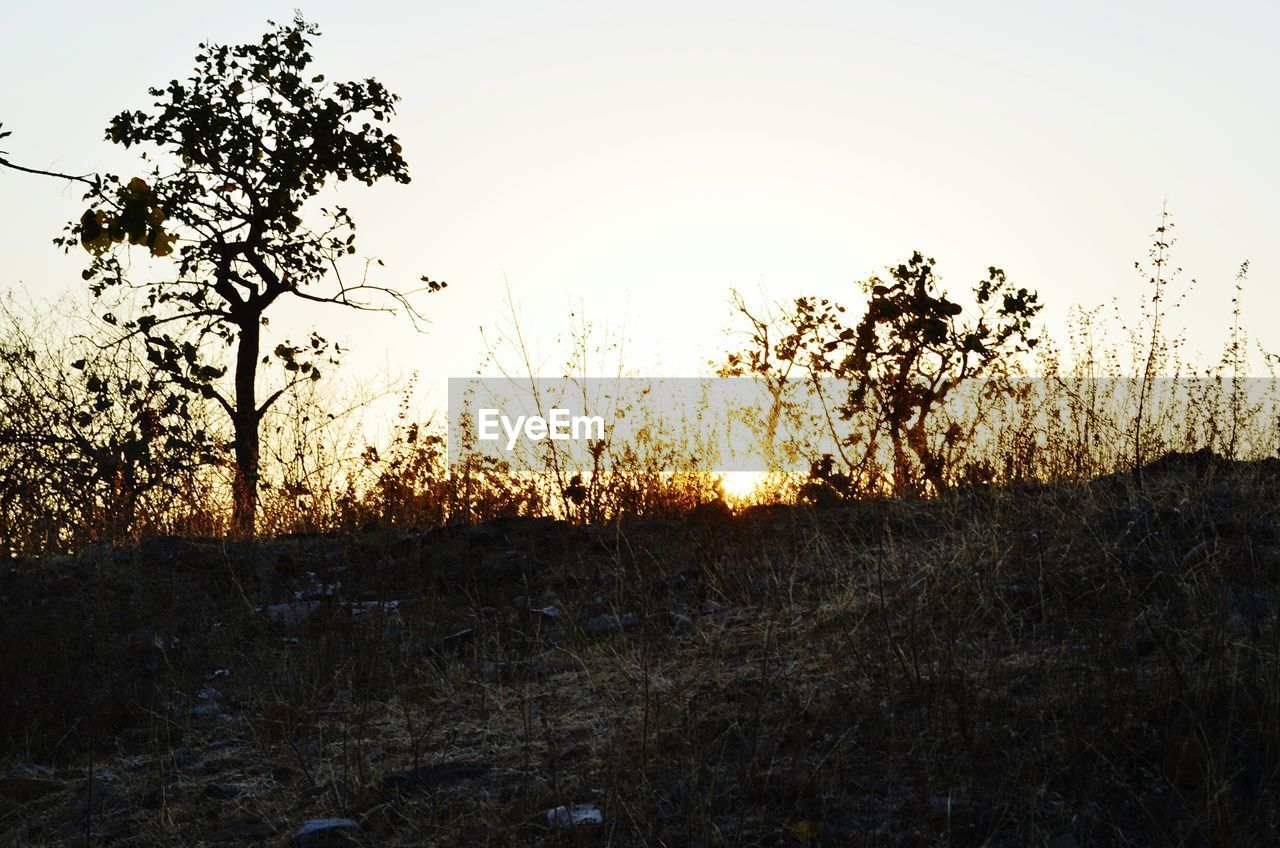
[3,1,1278,414]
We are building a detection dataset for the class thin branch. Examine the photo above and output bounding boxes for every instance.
[257,377,309,418]
[0,155,97,188]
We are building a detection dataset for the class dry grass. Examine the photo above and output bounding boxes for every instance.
[2,453,1278,846]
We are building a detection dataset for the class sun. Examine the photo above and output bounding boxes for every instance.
[718,471,765,504]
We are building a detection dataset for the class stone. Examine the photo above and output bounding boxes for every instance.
[582,612,636,634]
[546,803,603,829]
[528,605,561,619]
[293,818,359,847]
[172,747,200,769]
[204,782,241,800]
[193,703,225,720]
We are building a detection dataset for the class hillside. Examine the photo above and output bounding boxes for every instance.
[2,456,1278,846]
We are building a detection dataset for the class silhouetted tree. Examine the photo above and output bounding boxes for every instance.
[732,253,1041,495]
[0,18,445,534]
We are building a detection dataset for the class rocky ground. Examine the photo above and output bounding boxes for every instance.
[2,456,1279,846]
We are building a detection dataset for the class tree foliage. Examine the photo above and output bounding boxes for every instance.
[730,252,1042,495]
[6,16,446,533]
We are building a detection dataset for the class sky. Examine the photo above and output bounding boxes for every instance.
[2,1,1278,420]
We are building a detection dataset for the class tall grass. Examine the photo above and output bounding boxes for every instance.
[0,209,1273,555]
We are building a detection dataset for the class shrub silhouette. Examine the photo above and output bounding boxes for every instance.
[733,252,1041,495]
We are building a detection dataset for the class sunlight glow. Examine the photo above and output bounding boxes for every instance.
[719,471,764,503]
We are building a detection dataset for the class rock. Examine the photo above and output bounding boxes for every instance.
[172,747,200,769]
[546,803,604,829]
[0,774,62,801]
[208,819,274,843]
[293,818,360,847]
[193,702,225,720]
[204,782,241,800]
[1048,835,1081,848]
[582,612,637,635]
[528,605,561,619]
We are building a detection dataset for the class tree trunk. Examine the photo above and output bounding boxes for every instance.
[907,420,944,497]
[231,317,260,536]
[889,421,912,497]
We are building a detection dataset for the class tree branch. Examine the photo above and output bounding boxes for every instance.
[0,155,97,188]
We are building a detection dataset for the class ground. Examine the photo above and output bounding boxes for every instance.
[2,458,1279,846]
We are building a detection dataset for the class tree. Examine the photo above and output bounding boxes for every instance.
[1,17,446,534]
[730,253,1041,496]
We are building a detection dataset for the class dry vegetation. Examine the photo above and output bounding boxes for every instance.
[3,215,1280,846]
[1,22,1277,843]
[2,452,1279,847]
